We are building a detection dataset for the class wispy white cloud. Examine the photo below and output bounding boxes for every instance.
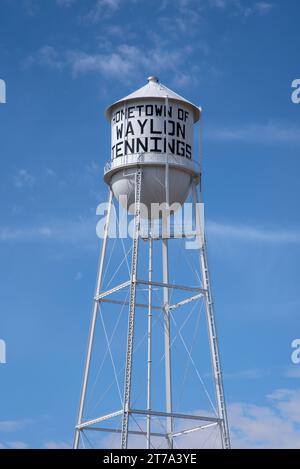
[224,368,271,380]
[102,387,300,449]
[209,0,227,8]
[104,24,129,37]
[285,367,300,379]
[45,168,56,178]
[221,366,300,381]
[2,388,300,448]
[82,0,123,23]
[44,440,72,449]
[25,46,64,70]
[56,0,77,6]
[68,48,134,77]
[162,0,275,17]
[207,221,300,244]
[75,271,83,281]
[206,122,300,144]
[58,0,275,20]
[1,218,299,247]
[13,169,35,188]
[0,441,29,449]
[0,217,96,245]
[158,2,204,38]
[22,0,39,16]
[267,388,300,423]
[68,43,193,82]
[245,1,274,16]
[24,0,274,89]
[26,41,193,85]
[0,420,24,432]
[7,441,29,449]
[229,392,300,449]
[209,0,274,16]
[177,387,300,448]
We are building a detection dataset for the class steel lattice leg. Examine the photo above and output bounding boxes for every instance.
[74,189,113,449]
[192,181,231,449]
[146,225,153,449]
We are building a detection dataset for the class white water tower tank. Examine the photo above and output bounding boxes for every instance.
[104,76,201,218]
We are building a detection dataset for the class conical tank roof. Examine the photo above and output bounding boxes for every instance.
[105,76,201,122]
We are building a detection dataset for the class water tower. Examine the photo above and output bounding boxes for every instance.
[73,77,231,449]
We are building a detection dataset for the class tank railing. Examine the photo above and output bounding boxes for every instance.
[104,153,201,175]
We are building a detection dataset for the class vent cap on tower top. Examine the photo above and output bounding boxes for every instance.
[147,76,159,83]
[105,76,200,122]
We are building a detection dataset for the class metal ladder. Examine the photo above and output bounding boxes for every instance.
[201,240,231,449]
[121,168,142,449]
[192,181,231,449]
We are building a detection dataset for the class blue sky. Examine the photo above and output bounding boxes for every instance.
[0,0,300,449]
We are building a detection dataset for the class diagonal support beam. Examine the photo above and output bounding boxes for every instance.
[95,281,131,300]
[76,410,123,430]
[85,427,167,439]
[100,298,162,311]
[169,293,204,311]
[137,279,206,294]
[171,422,218,438]
[130,409,221,423]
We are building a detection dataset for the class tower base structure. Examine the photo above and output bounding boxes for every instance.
[73,169,230,450]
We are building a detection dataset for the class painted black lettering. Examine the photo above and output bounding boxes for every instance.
[136,105,144,116]
[168,138,175,155]
[176,122,185,139]
[137,119,147,134]
[116,142,123,157]
[176,140,185,157]
[155,104,163,116]
[116,124,123,139]
[150,136,162,152]
[178,108,184,121]
[145,105,154,116]
[150,118,162,134]
[186,143,191,159]
[125,121,134,137]
[168,120,175,136]
[127,106,134,118]
[124,139,135,155]
[136,137,148,153]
